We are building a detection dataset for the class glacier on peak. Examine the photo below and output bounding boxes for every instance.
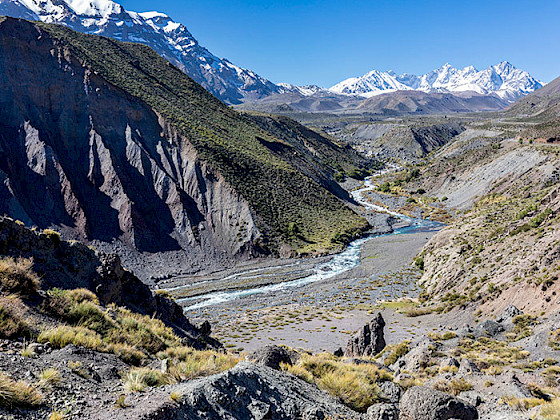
[330,61,543,101]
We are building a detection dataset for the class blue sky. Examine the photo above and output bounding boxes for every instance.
[120,0,558,87]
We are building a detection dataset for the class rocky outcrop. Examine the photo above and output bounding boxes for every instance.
[247,345,300,370]
[400,386,478,420]
[112,362,359,420]
[344,313,386,357]
[0,216,218,349]
[366,403,399,420]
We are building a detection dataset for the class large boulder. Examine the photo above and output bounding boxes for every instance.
[366,403,399,420]
[474,320,504,338]
[497,305,523,323]
[400,386,478,420]
[345,313,386,357]
[111,362,360,420]
[392,338,441,373]
[247,345,299,370]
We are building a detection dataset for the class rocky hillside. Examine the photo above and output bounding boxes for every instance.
[237,89,510,116]
[0,16,370,279]
[393,121,560,314]
[336,120,466,161]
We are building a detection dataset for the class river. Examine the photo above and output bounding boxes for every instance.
[172,176,441,311]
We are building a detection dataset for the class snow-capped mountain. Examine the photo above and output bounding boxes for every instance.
[277,83,325,96]
[330,62,544,102]
[0,0,279,104]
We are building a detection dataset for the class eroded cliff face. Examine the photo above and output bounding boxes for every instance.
[0,18,265,277]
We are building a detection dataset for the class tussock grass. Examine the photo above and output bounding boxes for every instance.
[506,314,537,342]
[39,368,62,387]
[0,257,40,297]
[38,325,103,349]
[428,331,457,341]
[48,412,65,420]
[433,377,473,396]
[548,329,560,350]
[124,368,169,393]
[123,348,239,393]
[455,337,529,366]
[501,396,546,411]
[540,399,560,420]
[0,296,32,339]
[39,293,185,364]
[282,353,391,412]
[0,372,42,408]
[42,229,61,246]
[165,350,240,382]
[379,341,410,366]
[170,391,183,403]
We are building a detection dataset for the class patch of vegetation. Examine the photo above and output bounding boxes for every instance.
[501,396,546,411]
[506,314,537,342]
[428,331,457,341]
[42,229,61,246]
[124,349,239,393]
[0,296,32,339]
[282,353,392,412]
[540,398,560,420]
[454,337,529,366]
[548,329,560,350]
[433,377,472,396]
[0,372,42,408]
[0,257,40,297]
[380,341,411,366]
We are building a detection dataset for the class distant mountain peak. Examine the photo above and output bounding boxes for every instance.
[1,0,279,104]
[330,62,543,102]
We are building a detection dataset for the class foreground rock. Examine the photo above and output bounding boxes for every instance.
[345,313,386,357]
[111,362,359,420]
[400,386,478,420]
[247,345,300,370]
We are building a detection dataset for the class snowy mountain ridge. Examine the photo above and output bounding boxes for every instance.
[330,62,544,102]
[0,0,279,104]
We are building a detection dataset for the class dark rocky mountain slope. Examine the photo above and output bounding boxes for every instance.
[0,16,370,279]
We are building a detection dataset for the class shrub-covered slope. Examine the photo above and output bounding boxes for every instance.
[0,17,369,269]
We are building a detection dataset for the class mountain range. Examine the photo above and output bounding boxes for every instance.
[329,62,543,102]
[0,0,545,107]
[0,0,280,104]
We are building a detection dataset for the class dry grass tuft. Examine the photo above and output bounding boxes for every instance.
[0,372,42,408]
[0,296,32,339]
[379,341,410,366]
[48,411,65,420]
[39,368,62,387]
[0,257,40,297]
[38,325,102,350]
[540,398,560,420]
[282,352,391,412]
[433,377,472,396]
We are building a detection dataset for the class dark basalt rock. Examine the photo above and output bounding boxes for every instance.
[247,345,299,370]
[400,386,478,420]
[344,313,386,357]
